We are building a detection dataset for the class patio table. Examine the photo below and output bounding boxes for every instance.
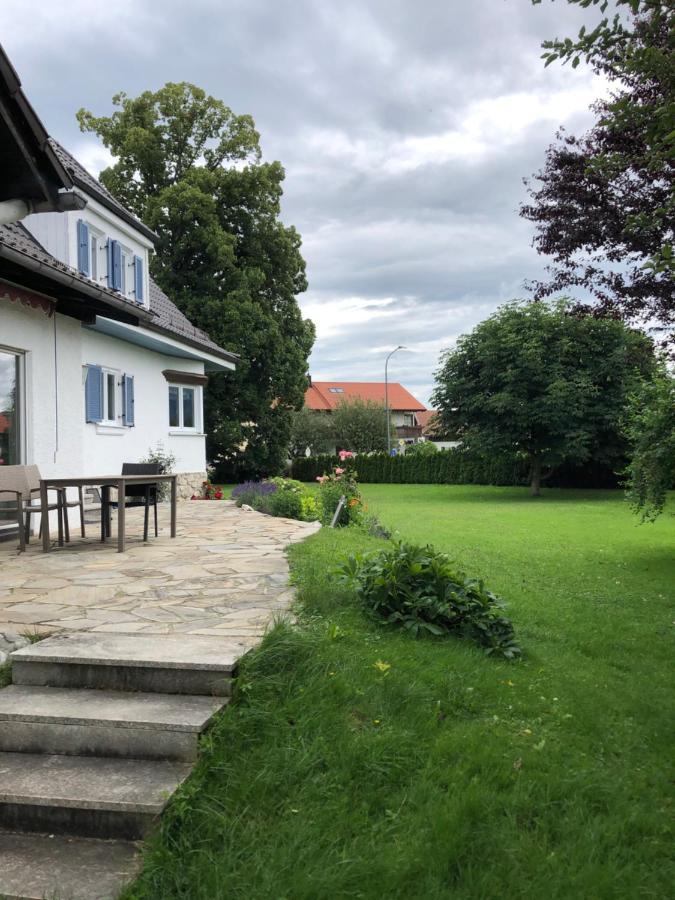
[39,474,177,553]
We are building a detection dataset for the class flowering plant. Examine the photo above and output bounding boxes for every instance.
[316,466,362,527]
[191,480,224,500]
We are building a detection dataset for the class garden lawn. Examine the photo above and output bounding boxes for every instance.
[125,485,674,900]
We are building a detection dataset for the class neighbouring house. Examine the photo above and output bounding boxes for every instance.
[0,43,237,535]
[304,379,427,447]
[416,409,460,450]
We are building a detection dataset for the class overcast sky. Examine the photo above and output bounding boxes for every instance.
[1,0,606,405]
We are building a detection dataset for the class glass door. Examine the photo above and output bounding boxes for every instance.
[0,349,22,529]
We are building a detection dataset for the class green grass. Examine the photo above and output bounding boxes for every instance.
[125,486,674,900]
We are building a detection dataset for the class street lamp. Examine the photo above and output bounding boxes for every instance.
[385,345,405,453]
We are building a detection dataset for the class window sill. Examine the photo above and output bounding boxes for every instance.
[95,423,126,435]
[169,430,204,436]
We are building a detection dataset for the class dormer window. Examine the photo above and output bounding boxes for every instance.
[328,387,344,393]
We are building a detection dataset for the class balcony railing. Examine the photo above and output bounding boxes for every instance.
[395,425,423,439]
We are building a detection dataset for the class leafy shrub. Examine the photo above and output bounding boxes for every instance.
[291,451,622,488]
[232,481,278,507]
[141,442,177,501]
[268,486,304,520]
[300,493,320,521]
[232,478,319,522]
[338,542,521,659]
[405,441,438,456]
[316,467,362,526]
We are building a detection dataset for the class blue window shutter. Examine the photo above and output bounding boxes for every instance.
[122,374,135,426]
[77,220,89,275]
[106,240,114,288]
[85,365,103,423]
[134,256,144,303]
[112,241,122,292]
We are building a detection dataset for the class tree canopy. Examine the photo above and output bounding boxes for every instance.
[431,300,656,495]
[625,370,675,519]
[78,83,314,479]
[331,399,395,454]
[289,406,336,458]
[524,1,674,338]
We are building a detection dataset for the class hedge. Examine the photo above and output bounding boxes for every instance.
[290,450,529,486]
[289,450,625,488]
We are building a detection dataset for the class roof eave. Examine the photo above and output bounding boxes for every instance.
[144,320,239,366]
[0,240,156,324]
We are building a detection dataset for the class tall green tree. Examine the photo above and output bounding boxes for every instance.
[78,83,315,478]
[331,399,395,454]
[431,300,656,495]
[625,370,675,520]
[289,407,336,458]
[524,1,674,337]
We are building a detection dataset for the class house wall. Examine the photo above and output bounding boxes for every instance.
[24,194,152,311]
[1,301,84,480]
[81,327,207,479]
[1,298,209,536]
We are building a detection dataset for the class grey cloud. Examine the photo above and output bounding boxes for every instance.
[0,0,606,405]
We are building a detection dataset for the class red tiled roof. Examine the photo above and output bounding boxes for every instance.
[416,409,438,433]
[306,381,426,412]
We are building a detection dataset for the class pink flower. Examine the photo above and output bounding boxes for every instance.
[338,450,354,460]
[316,475,328,483]
[334,467,345,475]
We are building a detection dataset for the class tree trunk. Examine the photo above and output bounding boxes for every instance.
[530,457,542,497]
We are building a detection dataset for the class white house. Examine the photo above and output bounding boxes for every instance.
[0,44,236,535]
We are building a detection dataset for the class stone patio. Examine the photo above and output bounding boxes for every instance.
[0,500,320,647]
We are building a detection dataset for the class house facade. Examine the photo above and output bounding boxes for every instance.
[0,44,236,533]
[304,380,427,446]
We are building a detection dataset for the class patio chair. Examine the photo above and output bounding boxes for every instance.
[104,463,161,543]
[0,465,85,551]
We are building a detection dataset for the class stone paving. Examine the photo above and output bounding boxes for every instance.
[0,501,320,647]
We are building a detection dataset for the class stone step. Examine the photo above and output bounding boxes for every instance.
[0,752,192,839]
[11,631,246,696]
[0,684,227,761]
[0,830,140,900]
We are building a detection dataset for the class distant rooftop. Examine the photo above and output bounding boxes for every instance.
[306,381,426,412]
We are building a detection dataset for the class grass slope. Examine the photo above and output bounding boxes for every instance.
[126,486,674,899]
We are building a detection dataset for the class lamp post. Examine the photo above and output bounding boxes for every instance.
[385,345,405,454]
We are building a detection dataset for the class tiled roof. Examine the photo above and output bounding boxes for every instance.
[148,279,236,361]
[306,381,426,412]
[48,140,157,243]
[0,223,235,362]
[0,221,149,316]
[416,410,439,433]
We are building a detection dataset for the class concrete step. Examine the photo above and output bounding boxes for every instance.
[11,631,245,696]
[0,751,192,839]
[0,830,140,900]
[0,684,227,761]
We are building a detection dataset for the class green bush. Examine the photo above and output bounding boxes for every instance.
[292,450,528,486]
[338,541,521,659]
[404,441,439,456]
[291,450,622,488]
[233,478,319,522]
[317,468,362,526]
[268,485,304,520]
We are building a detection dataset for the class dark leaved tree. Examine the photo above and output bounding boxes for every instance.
[524,1,674,337]
[78,83,314,479]
[431,300,656,495]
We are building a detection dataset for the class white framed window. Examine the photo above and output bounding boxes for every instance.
[101,368,121,426]
[328,387,344,393]
[169,384,200,431]
[120,246,135,299]
[403,412,415,427]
